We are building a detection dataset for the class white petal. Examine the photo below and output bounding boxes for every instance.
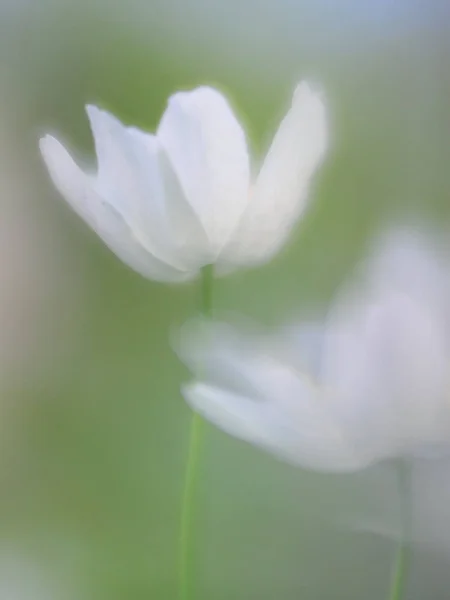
[280,322,327,379]
[183,382,274,447]
[86,106,210,271]
[175,317,281,400]
[86,105,155,217]
[324,287,450,460]
[183,379,367,472]
[365,227,450,320]
[177,318,367,472]
[157,86,250,254]
[316,226,450,462]
[39,135,191,282]
[220,82,327,269]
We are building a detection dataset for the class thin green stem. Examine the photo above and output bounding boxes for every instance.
[199,264,214,317]
[179,412,204,600]
[179,265,214,600]
[388,461,412,600]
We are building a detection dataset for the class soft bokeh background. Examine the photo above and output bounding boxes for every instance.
[0,0,450,598]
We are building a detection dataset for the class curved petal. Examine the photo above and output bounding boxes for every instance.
[183,382,274,447]
[220,82,327,270]
[175,317,278,398]
[39,135,192,282]
[157,86,250,254]
[183,379,366,472]
[86,105,162,222]
[86,106,210,271]
[177,318,367,472]
[323,286,450,460]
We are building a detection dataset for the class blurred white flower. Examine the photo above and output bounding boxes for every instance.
[39,82,327,281]
[176,228,450,471]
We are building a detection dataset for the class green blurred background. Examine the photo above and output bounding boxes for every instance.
[0,0,449,598]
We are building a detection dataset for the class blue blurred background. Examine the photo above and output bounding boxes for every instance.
[0,0,449,598]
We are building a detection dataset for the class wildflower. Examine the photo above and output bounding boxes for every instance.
[39,83,327,281]
[176,229,450,471]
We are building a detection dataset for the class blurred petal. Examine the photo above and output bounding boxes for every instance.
[183,381,273,446]
[157,86,250,253]
[323,230,450,459]
[220,82,327,269]
[183,378,366,472]
[178,228,450,471]
[176,317,286,400]
[364,226,450,319]
[39,135,191,282]
[177,318,367,472]
[280,322,328,379]
[325,290,450,460]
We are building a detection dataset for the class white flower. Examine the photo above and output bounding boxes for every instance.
[176,229,450,471]
[39,83,327,281]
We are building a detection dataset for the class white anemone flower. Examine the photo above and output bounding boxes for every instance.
[39,82,327,281]
[176,229,450,471]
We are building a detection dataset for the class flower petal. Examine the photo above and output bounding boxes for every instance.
[220,82,327,269]
[39,135,191,282]
[364,227,450,321]
[325,289,450,460]
[175,317,276,398]
[183,379,366,472]
[157,86,250,254]
[86,106,210,271]
[177,318,366,471]
[183,382,274,447]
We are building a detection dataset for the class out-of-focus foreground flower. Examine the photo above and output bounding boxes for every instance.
[176,228,450,471]
[39,82,327,281]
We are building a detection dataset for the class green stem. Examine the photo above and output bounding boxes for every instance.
[179,265,214,600]
[199,264,214,318]
[179,412,204,600]
[388,461,412,600]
